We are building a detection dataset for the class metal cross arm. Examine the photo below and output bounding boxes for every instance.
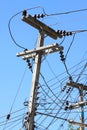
[21,14,62,39]
[16,43,63,60]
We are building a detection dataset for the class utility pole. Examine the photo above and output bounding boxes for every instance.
[66,81,87,130]
[16,10,63,130]
[27,30,44,130]
[79,86,84,130]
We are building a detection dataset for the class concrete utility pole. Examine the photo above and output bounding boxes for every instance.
[66,81,87,130]
[16,11,63,130]
[27,30,44,130]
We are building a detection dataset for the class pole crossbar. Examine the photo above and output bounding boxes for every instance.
[16,43,63,60]
[66,81,87,90]
[21,14,62,39]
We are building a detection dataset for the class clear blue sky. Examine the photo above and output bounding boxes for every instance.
[0,0,87,130]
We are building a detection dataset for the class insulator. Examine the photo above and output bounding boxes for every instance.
[62,30,73,36]
[66,32,69,36]
[37,14,40,18]
[22,10,27,16]
[67,32,72,36]
[61,57,65,61]
[69,76,72,81]
[41,14,45,18]
[7,114,10,120]
[61,86,66,91]
[59,51,63,55]
[66,89,69,93]
[59,51,65,61]
[66,32,73,36]
[57,30,60,34]
[29,65,32,69]
[34,14,45,19]
[66,100,69,106]
[27,62,31,66]
[33,124,36,128]
[69,32,72,35]
[69,87,71,90]
[64,106,68,110]
[63,30,66,36]
[24,48,28,52]
[33,14,37,18]
[66,87,71,93]
[57,30,63,34]
[26,59,30,63]
[61,89,64,92]
[60,55,64,58]
[35,107,37,111]
[60,52,65,61]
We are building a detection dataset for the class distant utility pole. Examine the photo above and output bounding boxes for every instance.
[66,81,87,130]
[16,11,63,130]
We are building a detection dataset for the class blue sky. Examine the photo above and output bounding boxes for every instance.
[0,0,87,130]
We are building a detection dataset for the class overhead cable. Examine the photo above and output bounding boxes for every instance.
[8,6,45,50]
[65,33,76,60]
[45,8,87,17]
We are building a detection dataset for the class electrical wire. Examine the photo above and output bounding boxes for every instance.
[40,73,63,104]
[59,36,66,45]
[46,58,87,84]
[6,5,87,130]
[45,8,87,17]
[6,121,22,130]
[44,88,73,129]
[35,60,86,129]
[8,6,46,50]
[45,58,61,83]
[36,111,70,122]
[65,33,76,60]
[0,107,26,119]
[36,71,75,129]
[9,67,27,114]
[36,82,64,124]
[76,62,87,83]
[71,29,87,34]
[0,117,22,128]
[1,67,27,130]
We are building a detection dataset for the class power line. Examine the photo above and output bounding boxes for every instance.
[9,67,27,114]
[1,68,27,130]
[8,6,45,50]
[45,8,87,17]
[0,107,26,119]
[36,111,69,122]
[12,6,87,130]
[65,33,76,60]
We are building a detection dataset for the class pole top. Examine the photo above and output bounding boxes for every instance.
[21,12,62,39]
